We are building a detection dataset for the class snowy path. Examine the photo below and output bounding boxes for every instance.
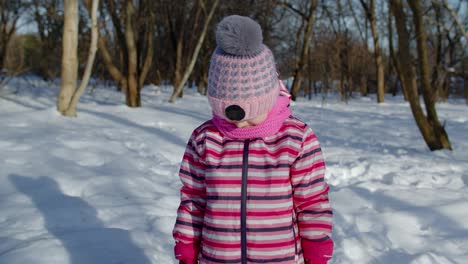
[1,80,467,263]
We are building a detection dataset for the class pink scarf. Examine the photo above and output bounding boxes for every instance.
[212,89,292,139]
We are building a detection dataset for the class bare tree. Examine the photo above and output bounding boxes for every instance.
[31,0,64,80]
[391,0,451,151]
[359,0,385,103]
[58,0,100,117]
[97,0,154,107]
[58,0,79,113]
[0,0,23,70]
[434,0,468,40]
[286,0,318,101]
[387,4,407,100]
[169,0,219,103]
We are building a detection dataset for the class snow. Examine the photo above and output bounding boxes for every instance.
[1,78,468,264]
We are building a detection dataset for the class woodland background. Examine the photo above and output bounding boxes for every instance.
[0,0,467,151]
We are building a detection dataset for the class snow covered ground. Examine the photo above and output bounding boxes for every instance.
[1,78,467,264]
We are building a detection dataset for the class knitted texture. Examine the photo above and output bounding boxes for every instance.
[215,15,263,56]
[212,80,291,139]
[208,15,279,121]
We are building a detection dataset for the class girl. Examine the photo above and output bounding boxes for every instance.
[173,15,334,264]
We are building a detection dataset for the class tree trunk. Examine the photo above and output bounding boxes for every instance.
[169,0,219,103]
[290,0,318,101]
[139,12,154,89]
[172,34,184,98]
[408,0,451,150]
[124,0,139,107]
[57,0,79,113]
[360,75,368,96]
[392,0,451,151]
[388,4,407,100]
[97,0,153,107]
[98,37,128,92]
[360,0,385,103]
[464,76,468,105]
[63,0,100,117]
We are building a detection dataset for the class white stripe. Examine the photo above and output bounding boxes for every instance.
[206,156,243,163]
[207,187,241,193]
[250,247,295,256]
[247,233,292,241]
[303,139,320,150]
[205,141,224,152]
[207,202,241,209]
[206,141,242,151]
[178,212,203,222]
[291,170,324,183]
[247,201,292,209]
[203,232,240,241]
[248,186,290,192]
[206,155,292,164]
[203,246,241,256]
[206,184,291,195]
[293,185,325,196]
[293,156,323,168]
[180,177,204,188]
[174,227,201,237]
[205,170,288,177]
[250,140,302,152]
[203,232,294,241]
[276,126,305,138]
[203,215,293,225]
[300,215,333,222]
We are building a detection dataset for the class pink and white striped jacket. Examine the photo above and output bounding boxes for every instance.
[173,117,333,264]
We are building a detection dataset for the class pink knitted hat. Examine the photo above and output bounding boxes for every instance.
[208,15,279,121]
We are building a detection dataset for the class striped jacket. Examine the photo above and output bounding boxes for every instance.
[173,117,333,264]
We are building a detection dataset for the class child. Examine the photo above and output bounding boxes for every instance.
[173,15,333,264]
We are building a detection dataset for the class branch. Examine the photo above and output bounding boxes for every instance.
[281,1,307,20]
[433,0,468,40]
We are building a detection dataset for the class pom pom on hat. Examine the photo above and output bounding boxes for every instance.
[216,15,263,56]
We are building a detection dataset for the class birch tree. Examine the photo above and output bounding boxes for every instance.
[58,0,100,117]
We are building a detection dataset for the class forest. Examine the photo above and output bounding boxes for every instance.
[1,0,467,151]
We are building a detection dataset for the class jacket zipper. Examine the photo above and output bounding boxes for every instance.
[241,139,250,264]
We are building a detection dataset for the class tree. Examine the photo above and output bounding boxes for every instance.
[0,0,23,70]
[58,0,100,117]
[58,0,79,114]
[169,0,219,103]
[435,0,468,40]
[31,0,65,80]
[97,0,154,107]
[359,0,385,103]
[391,0,451,151]
[286,0,318,101]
